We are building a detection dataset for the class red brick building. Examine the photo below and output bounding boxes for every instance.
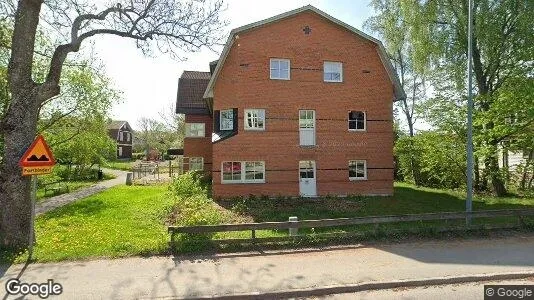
[176,6,405,198]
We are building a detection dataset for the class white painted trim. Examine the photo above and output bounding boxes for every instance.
[203,5,406,101]
[323,61,343,83]
[220,109,234,130]
[221,161,266,184]
[348,111,367,132]
[244,109,266,131]
[349,160,367,181]
[269,58,291,80]
[185,123,206,138]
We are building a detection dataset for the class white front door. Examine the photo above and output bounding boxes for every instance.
[299,160,317,197]
[299,110,315,146]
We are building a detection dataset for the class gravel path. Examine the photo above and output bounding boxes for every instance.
[35,168,128,215]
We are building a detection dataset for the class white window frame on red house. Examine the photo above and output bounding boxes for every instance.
[244,109,266,131]
[270,58,290,80]
[348,111,366,131]
[220,109,234,130]
[189,157,204,171]
[221,161,265,184]
[185,123,205,137]
[349,160,367,180]
[324,61,343,82]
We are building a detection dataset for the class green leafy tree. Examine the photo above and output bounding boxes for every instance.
[1,0,226,249]
[365,0,428,185]
[398,0,534,195]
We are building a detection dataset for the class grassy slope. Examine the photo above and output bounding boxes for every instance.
[14,185,171,263]
[3,182,533,263]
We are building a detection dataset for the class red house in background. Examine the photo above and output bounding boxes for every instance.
[107,120,133,159]
[175,6,405,198]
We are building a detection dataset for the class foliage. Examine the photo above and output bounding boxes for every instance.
[394,0,534,195]
[134,116,183,157]
[365,0,427,137]
[42,115,116,170]
[105,160,137,171]
[0,0,227,249]
[395,132,466,189]
[169,171,207,199]
[0,185,171,263]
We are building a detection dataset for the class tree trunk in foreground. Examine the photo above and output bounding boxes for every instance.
[0,87,40,248]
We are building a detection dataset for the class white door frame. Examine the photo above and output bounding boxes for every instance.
[299,160,317,197]
[299,110,316,146]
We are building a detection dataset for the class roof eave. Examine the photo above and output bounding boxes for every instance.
[203,5,406,102]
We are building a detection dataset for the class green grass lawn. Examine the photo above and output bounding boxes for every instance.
[36,172,117,202]
[4,185,172,263]
[172,182,534,248]
[104,160,137,171]
[2,181,533,263]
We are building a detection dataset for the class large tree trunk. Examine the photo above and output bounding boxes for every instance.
[0,88,40,248]
[484,144,507,196]
[1,0,44,249]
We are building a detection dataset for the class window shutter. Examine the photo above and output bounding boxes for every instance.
[213,110,220,133]
[232,108,238,131]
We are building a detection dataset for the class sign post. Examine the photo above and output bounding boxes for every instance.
[19,135,56,254]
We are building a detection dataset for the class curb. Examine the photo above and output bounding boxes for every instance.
[180,271,534,299]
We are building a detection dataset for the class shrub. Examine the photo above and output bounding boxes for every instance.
[169,172,206,198]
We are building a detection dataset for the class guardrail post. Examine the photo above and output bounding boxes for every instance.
[251,229,256,244]
[289,216,298,236]
[170,230,176,252]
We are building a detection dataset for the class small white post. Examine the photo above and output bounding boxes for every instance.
[289,216,298,237]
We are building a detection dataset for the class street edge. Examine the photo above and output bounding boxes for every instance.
[174,270,534,300]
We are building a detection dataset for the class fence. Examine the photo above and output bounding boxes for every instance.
[132,163,159,179]
[167,157,197,177]
[168,209,534,247]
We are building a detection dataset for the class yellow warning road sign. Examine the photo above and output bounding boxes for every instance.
[19,135,56,176]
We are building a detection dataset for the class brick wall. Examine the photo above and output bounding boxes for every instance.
[211,11,395,197]
[184,114,213,172]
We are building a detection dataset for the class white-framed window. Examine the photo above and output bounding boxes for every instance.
[324,61,343,82]
[118,146,123,157]
[189,157,204,171]
[349,111,366,131]
[222,161,265,183]
[349,160,367,180]
[185,123,205,137]
[244,109,266,130]
[270,58,290,80]
[220,109,234,130]
[126,132,131,142]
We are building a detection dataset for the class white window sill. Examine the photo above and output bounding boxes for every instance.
[244,128,265,131]
[324,80,343,83]
[221,180,266,184]
[270,77,290,80]
[349,177,367,181]
[348,129,366,132]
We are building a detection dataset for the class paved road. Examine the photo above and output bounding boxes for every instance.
[1,233,534,299]
[35,168,128,215]
[325,278,534,299]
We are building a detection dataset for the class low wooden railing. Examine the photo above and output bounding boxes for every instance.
[168,209,534,246]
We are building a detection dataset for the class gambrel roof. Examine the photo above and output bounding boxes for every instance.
[203,5,406,101]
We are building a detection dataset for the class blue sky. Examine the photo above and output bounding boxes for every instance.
[93,1,375,129]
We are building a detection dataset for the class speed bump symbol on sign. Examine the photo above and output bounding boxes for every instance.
[19,135,56,176]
